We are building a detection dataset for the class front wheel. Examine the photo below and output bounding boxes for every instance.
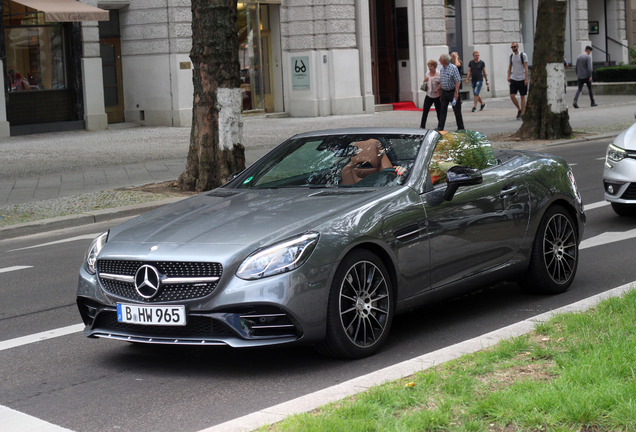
[521,205,578,294]
[317,250,394,359]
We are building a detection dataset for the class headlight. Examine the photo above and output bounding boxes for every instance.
[84,232,108,274]
[236,232,319,280]
[607,144,627,162]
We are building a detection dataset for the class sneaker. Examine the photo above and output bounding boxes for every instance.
[573,102,579,108]
[591,102,598,107]
[472,107,477,112]
[480,103,486,111]
[516,110,522,119]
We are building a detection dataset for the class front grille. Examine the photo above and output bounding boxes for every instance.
[94,311,235,337]
[620,183,636,200]
[97,260,223,302]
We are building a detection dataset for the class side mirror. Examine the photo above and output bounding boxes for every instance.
[443,165,483,201]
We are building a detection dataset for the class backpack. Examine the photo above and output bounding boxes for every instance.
[510,52,527,66]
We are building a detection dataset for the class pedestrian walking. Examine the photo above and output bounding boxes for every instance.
[573,46,597,108]
[420,59,442,129]
[507,42,528,119]
[466,51,489,112]
[436,53,465,131]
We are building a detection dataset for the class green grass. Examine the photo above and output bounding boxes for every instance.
[262,289,636,432]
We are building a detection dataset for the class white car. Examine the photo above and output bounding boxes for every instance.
[603,115,636,216]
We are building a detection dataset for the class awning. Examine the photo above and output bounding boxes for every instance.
[10,0,110,22]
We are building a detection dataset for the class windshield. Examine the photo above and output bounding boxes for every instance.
[237,134,425,189]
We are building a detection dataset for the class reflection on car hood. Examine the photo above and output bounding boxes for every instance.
[107,188,382,247]
[615,122,636,150]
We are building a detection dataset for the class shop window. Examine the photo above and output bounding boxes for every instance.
[3,1,68,93]
[238,1,275,113]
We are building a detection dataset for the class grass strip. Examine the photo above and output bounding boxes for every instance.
[262,289,635,432]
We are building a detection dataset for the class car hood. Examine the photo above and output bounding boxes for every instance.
[614,122,636,150]
[107,188,385,248]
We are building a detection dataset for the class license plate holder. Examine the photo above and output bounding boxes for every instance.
[116,303,186,326]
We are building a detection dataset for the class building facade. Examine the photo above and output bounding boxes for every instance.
[0,0,630,137]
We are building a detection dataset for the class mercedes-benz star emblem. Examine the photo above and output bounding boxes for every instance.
[134,264,161,299]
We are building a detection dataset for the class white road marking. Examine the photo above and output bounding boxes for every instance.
[595,157,606,160]
[8,234,99,252]
[0,210,633,432]
[0,265,32,274]
[581,227,636,250]
[584,200,610,211]
[0,324,84,352]
[0,405,74,432]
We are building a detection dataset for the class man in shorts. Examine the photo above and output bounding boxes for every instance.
[507,42,528,119]
[466,51,489,112]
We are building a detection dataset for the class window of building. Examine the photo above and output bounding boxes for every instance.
[3,0,68,93]
[445,0,462,59]
[238,1,277,113]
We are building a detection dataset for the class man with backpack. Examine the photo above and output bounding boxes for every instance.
[507,42,528,120]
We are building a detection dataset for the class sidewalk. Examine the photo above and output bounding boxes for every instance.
[1,92,635,239]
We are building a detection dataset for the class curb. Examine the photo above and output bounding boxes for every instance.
[202,282,635,432]
[0,196,186,240]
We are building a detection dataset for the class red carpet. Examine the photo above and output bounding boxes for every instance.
[392,101,429,112]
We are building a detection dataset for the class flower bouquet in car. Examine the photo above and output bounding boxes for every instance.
[429,131,497,184]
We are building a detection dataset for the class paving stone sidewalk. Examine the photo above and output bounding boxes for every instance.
[1,92,634,239]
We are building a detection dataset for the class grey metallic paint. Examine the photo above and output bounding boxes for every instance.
[77,128,585,351]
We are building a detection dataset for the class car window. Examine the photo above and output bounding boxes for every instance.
[428,131,497,185]
[238,134,425,189]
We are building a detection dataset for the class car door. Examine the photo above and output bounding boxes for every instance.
[422,151,530,290]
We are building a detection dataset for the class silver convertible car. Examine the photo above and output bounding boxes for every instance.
[603,114,636,216]
[77,129,585,358]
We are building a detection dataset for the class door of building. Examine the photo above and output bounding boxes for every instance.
[370,0,398,104]
[99,38,124,123]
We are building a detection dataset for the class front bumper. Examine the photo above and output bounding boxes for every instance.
[77,297,302,347]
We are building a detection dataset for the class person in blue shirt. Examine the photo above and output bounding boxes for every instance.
[437,53,465,131]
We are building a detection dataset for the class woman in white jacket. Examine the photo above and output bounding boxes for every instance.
[420,59,442,129]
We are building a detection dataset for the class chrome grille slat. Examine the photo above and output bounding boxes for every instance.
[96,260,223,302]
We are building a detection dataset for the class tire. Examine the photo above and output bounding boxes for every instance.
[521,205,578,294]
[317,250,394,359]
[611,202,636,217]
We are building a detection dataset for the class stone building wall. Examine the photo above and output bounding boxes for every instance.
[281,0,357,51]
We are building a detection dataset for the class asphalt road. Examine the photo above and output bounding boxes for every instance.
[1,137,636,432]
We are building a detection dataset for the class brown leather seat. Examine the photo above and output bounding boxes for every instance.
[340,139,393,185]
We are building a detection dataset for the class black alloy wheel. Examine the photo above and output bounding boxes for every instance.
[318,250,393,359]
[522,205,578,294]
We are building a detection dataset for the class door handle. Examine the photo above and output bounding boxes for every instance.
[499,186,518,198]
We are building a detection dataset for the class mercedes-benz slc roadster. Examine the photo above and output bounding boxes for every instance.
[77,129,585,359]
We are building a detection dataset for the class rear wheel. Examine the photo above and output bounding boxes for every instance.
[318,250,393,359]
[611,202,636,217]
[521,205,578,294]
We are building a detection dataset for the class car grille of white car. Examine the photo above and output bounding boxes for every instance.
[96,260,223,302]
[620,183,636,200]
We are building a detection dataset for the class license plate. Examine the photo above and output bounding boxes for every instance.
[117,304,186,326]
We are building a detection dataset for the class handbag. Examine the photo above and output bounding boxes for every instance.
[420,80,428,92]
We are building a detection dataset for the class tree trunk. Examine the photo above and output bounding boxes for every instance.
[517,0,572,140]
[179,0,245,192]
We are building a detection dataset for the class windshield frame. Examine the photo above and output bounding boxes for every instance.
[226,130,439,190]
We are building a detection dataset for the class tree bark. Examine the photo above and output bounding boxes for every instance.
[179,0,245,192]
[517,0,572,140]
